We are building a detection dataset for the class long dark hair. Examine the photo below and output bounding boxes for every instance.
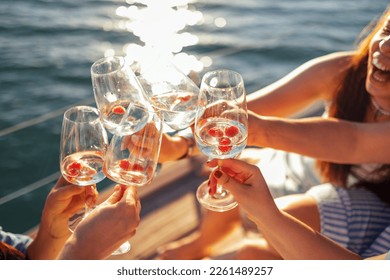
[316,8,390,203]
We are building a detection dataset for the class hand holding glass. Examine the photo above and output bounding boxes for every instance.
[195,69,248,212]
[104,105,163,254]
[60,106,108,228]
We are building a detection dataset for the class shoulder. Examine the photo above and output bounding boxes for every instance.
[292,51,354,100]
[304,51,354,71]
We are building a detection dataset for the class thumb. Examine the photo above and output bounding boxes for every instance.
[212,169,246,198]
[104,185,127,205]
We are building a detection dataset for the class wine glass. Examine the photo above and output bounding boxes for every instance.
[135,56,199,131]
[104,104,163,255]
[194,69,248,212]
[60,105,108,229]
[91,55,149,135]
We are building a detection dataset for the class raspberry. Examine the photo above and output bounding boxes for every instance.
[218,137,231,145]
[225,125,239,137]
[178,94,191,102]
[67,162,82,177]
[218,145,232,153]
[119,159,131,171]
[131,163,145,172]
[112,105,126,115]
[218,137,232,153]
[208,127,224,138]
[68,162,82,170]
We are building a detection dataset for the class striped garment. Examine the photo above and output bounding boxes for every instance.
[0,226,32,255]
[307,184,390,258]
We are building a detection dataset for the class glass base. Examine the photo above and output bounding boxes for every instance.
[112,241,131,255]
[196,181,238,212]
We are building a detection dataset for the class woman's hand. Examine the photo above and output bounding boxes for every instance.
[27,176,98,259]
[40,176,98,239]
[207,158,278,223]
[58,185,141,259]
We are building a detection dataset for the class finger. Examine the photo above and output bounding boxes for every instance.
[52,184,85,201]
[212,169,243,197]
[206,159,218,168]
[218,159,259,184]
[208,179,216,196]
[104,184,126,205]
[85,185,97,196]
[85,185,98,208]
[124,186,141,214]
[123,186,138,206]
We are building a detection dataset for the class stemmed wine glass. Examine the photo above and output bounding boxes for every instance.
[104,104,163,255]
[194,69,248,212]
[60,105,108,229]
[91,55,149,135]
[135,56,199,131]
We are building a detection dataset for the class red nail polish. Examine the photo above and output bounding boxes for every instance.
[214,170,223,178]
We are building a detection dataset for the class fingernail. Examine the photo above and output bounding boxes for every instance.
[214,170,223,178]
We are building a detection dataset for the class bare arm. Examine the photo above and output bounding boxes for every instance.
[248,114,390,164]
[256,210,362,260]
[159,52,354,162]
[247,51,353,117]
[208,159,363,260]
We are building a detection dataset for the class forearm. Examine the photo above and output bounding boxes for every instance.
[26,225,70,260]
[249,114,390,164]
[254,210,361,260]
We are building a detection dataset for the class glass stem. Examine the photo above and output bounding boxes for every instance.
[213,164,226,198]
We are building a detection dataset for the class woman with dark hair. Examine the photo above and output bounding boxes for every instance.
[157,7,390,259]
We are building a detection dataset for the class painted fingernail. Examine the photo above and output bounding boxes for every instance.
[214,170,223,178]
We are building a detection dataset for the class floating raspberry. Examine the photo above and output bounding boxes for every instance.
[131,163,145,172]
[112,105,126,115]
[67,162,82,177]
[208,127,224,138]
[218,145,232,153]
[178,94,191,102]
[218,137,231,145]
[68,162,82,170]
[119,159,131,171]
[225,125,239,137]
[218,137,232,153]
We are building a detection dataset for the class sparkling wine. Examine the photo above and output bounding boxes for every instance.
[101,101,150,135]
[100,100,130,132]
[150,91,198,130]
[195,117,247,159]
[104,158,154,187]
[61,151,105,186]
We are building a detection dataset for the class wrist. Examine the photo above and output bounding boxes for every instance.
[27,224,70,260]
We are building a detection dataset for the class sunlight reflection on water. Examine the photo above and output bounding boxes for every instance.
[106,0,212,75]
